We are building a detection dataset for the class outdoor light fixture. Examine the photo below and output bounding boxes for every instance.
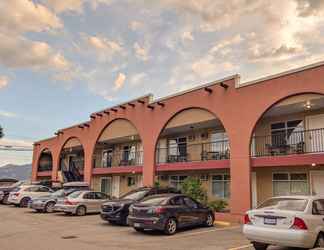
[104,111,110,115]
[96,113,103,117]
[311,163,317,167]
[220,82,229,89]
[147,105,154,110]
[137,100,145,104]
[157,102,165,107]
[204,87,213,93]
[78,125,84,129]
[111,108,118,112]
[120,105,126,109]
[304,101,313,110]
[90,115,96,119]
[128,103,135,107]
[83,123,90,128]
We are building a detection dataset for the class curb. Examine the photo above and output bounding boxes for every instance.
[214,220,232,226]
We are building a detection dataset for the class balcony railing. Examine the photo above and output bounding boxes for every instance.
[93,150,144,168]
[251,128,324,157]
[38,164,53,172]
[156,140,230,164]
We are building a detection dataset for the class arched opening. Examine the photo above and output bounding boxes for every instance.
[91,119,143,197]
[58,137,84,182]
[37,149,53,172]
[155,108,230,203]
[250,93,324,207]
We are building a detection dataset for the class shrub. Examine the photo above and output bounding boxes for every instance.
[207,199,228,212]
[180,177,207,205]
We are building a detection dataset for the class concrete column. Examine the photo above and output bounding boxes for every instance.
[51,150,60,181]
[142,139,155,187]
[31,146,39,181]
[83,145,93,185]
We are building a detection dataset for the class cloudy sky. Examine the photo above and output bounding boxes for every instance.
[1,0,324,166]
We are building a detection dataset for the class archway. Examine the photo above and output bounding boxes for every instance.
[250,93,324,206]
[37,149,53,172]
[92,119,143,197]
[59,137,85,182]
[155,108,230,202]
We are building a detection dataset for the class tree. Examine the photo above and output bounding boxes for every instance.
[180,177,207,205]
[0,125,3,139]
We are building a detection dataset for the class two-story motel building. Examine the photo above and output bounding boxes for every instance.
[32,61,324,221]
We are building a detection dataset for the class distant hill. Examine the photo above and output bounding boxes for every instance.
[0,164,32,181]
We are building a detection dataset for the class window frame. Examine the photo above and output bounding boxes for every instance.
[169,175,188,190]
[211,173,231,199]
[272,172,309,196]
[312,199,324,215]
[270,120,304,146]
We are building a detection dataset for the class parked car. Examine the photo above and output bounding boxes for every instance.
[128,194,214,235]
[243,196,324,249]
[29,181,90,213]
[100,187,180,225]
[54,191,110,216]
[0,181,24,204]
[8,185,54,207]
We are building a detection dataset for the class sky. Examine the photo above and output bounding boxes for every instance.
[1,0,324,166]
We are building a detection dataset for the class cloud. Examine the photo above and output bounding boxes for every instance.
[0,110,17,118]
[181,31,194,41]
[133,42,150,61]
[0,0,62,35]
[129,21,144,31]
[210,34,243,54]
[0,33,71,71]
[44,0,84,14]
[0,76,9,89]
[296,0,324,17]
[130,73,148,86]
[113,73,126,91]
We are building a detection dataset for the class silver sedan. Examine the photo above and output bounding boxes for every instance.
[54,191,110,216]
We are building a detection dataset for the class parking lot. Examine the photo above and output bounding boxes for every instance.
[0,205,309,250]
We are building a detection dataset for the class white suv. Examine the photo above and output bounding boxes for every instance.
[8,185,53,207]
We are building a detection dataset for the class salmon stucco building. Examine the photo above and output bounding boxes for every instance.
[32,61,324,222]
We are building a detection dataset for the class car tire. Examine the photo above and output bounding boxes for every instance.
[76,206,87,216]
[19,197,30,208]
[44,202,55,213]
[2,195,9,205]
[164,218,177,235]
[134,228,145,233]
[204,213,214,227]
[315,232,324,248]
[252,242,268,250]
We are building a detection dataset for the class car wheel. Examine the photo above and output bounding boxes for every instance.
[2,195,9,205]
[45,202,55,213]
[252,242,268,250]
[19,197,30,208]
[204,213,214,227]
[134,228,145,233]
[315,233,324,248]
[164,218,177,235]
[76,206,86,216]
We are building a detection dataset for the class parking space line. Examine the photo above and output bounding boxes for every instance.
[170,226,241,238]
[228,244,253,250]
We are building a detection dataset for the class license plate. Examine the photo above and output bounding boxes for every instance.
[264,217,277,225]
[134,223,141,228]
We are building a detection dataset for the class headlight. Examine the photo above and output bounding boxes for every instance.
[128,205,133,214]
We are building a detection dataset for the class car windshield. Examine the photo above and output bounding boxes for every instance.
[258,198,309,212]
[68,191,83,199]
[140,197,168,206]
[52,189,65,197]
[121,190,149,201]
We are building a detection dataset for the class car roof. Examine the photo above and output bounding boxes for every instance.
[268,195,324,199]
[143,193,183,199]
[63,182,89,187]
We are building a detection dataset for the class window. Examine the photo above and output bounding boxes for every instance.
[184,197,198,208]
[170,196,185,206]
[273,173,308,196]
[95,192,108,200]
[313,200,324,215]
[38,186,50,192]
[271,120,303,146]
[168,137,187,157]
[83,192,95,199]
[102,149,112,168]
[212,174,230,199]
[169,175,187,190]
[127,176,136,187]
[258,198,309,212]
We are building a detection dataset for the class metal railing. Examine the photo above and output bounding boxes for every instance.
[156,140,230,164]
[93,150,144,168]
[251,128,324,157]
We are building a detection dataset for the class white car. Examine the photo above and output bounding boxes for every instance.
[243,196,324,249]
[8,185,53,207]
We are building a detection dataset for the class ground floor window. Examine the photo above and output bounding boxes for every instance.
[272,172,309,196]
[100,177,112,195]
[127,176,136,187]
[212,174,230,199]
[169,175,187,190]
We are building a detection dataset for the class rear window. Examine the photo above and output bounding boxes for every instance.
[121,190,149,201]
[68,191,83,199]
[258,198,308,211]
[140,197,168,206]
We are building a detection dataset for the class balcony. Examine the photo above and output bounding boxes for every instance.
[93,149,143,168]
[251,128,324,157]
[156,140,230,164]
[38,164,53,172]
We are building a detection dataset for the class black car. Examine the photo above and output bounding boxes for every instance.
[0,181,24,205]
[100,187,180,225]
[128,194,214,235]
[29,182,90,213]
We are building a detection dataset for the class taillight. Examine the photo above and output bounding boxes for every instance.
[291,217,308,230]
[13,193,20,197]
[244,214,252,225]
[154,207,166,215]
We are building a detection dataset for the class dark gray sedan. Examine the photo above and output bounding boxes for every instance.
[128,194,214,235]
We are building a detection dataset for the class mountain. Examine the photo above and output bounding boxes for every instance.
[0,164,32,181]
